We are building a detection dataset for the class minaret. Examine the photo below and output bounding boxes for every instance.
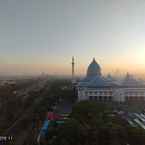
[72,56,75,80]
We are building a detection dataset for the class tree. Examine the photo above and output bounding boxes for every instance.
[127,126,145,145]
[71,101,112,129]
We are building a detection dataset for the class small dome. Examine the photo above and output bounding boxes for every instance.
[87,58,101,77]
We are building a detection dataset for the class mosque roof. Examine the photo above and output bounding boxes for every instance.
[78,76,116,88]
[78,59,145,88]
[78,58,117,88]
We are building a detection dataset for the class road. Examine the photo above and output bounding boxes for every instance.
[2,78,48,145]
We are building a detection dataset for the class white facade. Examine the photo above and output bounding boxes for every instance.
[78,87,113,102]
[78,86,145,103]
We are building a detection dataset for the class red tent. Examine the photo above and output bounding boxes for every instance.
[47,112,62,120]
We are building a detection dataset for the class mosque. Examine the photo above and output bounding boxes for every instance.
[77,58,145,102]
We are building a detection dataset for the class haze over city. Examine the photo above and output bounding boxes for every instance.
[1,0,145,77]
[2,1,145,145]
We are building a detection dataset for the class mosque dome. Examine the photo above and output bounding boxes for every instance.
[87,58,101,77]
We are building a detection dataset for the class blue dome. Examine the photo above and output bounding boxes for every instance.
[87,58,101,77]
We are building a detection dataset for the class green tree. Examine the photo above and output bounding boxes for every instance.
[45,101,145,145]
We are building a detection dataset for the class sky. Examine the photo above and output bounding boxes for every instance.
[0,0,145,77]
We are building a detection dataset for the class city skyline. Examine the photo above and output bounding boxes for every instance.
[0,0,145,77]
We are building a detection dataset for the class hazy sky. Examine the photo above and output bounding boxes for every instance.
[0,0,145,76]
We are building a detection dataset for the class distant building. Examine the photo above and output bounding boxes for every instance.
[77,58,145,102]
[0,80,16,86]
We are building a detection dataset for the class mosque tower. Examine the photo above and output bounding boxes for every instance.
[72,56,75,80]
